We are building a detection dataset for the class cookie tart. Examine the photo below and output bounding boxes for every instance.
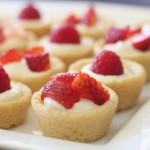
[32,72,118,142]
[69,50,146,111]
[0,47,66,92]
[17,3,50,38]
[0,65,32,129]
[41,24,94,66]
[94,25,150,81]
[0,26,34,54]
[55,6,112,40]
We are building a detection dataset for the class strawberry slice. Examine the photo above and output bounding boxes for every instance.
[23,46,44,56]
[65,14,80,25]
[0,65,11,93]
[105,26,130,44]
[131,34,150,51]
[128,27,141,37]
[0,27,5,43]
[19,4,41,20]
[50,72,77,85]
[81,6,96,26]
[0,48,22,65]
[91,50,123,75]
[41,80,79,109]
[25,53,50,72]
[72,72,110,105]
[50,24,80,44]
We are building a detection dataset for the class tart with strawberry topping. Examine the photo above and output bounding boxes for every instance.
[16,3,50,38]
[53,6,112,40]
[94,25,150,81]
[0,26,34,54]
[0,47,66,92]
[31,72,118,142]
[0,65,32,129]
[68,50,146,111]
[41,24,94,66]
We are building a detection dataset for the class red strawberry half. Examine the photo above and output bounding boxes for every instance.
[41,80,79,109]
[72,72,110,105]
[0,65,11,93]
[19,4,41,20]
[91,50,123,75]
[131,34,150,51]
[25,53,50,72]
[50,24,80,44]
[0,48,22,65]
[41,72,110,109]
[105,26,129,44]
[50,72,77,85]
[81,6,96,26]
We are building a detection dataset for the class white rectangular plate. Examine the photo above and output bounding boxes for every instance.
[0,1,150,150]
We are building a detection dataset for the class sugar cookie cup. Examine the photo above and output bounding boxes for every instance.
[68,58,146,111]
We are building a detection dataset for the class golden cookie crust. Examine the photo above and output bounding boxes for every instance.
[0,82,32,129]
[68,58,146,111]
[31,86,118,142]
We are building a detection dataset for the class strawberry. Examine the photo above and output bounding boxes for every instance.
[50,24,80,44]
[19,4,41,20]
[72,72,110,105]
[41,80,79,109]
[131,34,150,51]
[25,53,50,72]
[81,6,96,26]
[0,27,5,43]
[0,48,22,65]
[65,14,80,25]
[0,65,11,93]
[91,50,123,75]
[105,26,130,44]
[23,46,44,56]
[50,72,77,85]
[128,27,141,37]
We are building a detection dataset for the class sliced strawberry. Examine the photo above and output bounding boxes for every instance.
[0,48,22,65]
[81,6,96,26]
[91,50,123,75]
[128,27,141,37]
[41,80,79,109]
[23,46,44,56]
[105,26,130,44]
[50,24,80,44]
[19,4,41,20]
[65,14,80,25]
[0,27,5,43]
[0,65,11,93]
[25,53,50,72]
[131,34,150,51]
[50,72,77,85]
[72,72,110,105]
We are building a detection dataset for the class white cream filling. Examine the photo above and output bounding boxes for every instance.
[41,37,93,53]
[44,98,99,112]
[81,64,132,82]
[0,83,22,102]
[104,39,150,55]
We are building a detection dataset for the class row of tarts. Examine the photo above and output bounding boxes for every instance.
[0,3,150,142]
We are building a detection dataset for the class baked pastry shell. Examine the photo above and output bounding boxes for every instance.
[31,86,118,142]
[68,58,146,111]
[0,81,32,129]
